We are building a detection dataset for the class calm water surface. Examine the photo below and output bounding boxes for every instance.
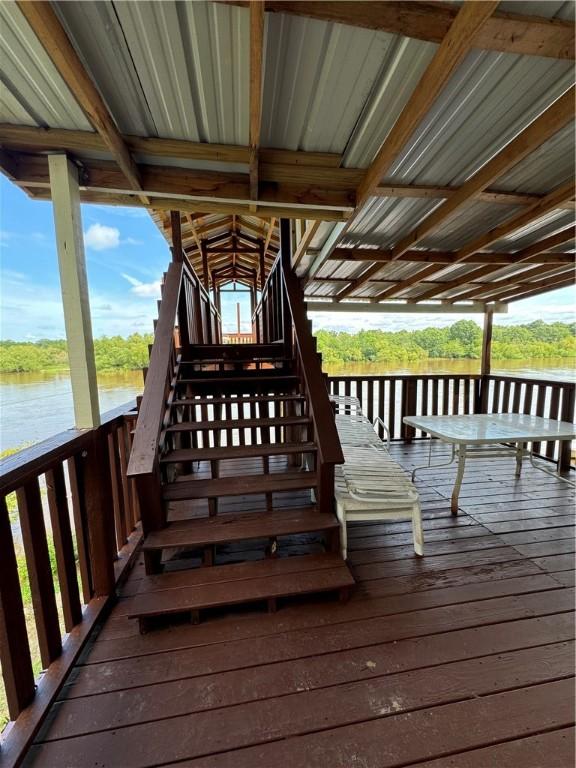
[1,359,574,452]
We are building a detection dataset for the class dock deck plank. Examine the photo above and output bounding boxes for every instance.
[25,442,575,768]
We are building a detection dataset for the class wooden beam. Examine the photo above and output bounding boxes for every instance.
[170,211,183,262]
[390,86,575,260]
[26,184,348,221]
[17,2,148,205]
[356,2,500,206]
[329,247,576,265]
[292,220,321,270]
[0,123,342,167]
[15,153,355,210]
[48,155,100,428]
[454,180,576,263]
[373,183,576,211]
[446,227,576,302]
[222,2,575,60]
[305,300,508,315]
[410,226,576,303]
[249,1,265,205]
[492,272,576,303]
[375,180,576,302]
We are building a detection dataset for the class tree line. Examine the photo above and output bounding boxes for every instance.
[0,321,574,373]
[0,334,153,373]
[315,320,576,364]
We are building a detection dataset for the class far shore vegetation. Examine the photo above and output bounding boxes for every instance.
[0,321,575,374]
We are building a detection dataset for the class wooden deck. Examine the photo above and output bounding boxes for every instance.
[24,441,575,768]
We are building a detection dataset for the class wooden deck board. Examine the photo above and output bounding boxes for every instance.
[26,443,575,768]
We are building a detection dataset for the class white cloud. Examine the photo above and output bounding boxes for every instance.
[84,223,120,251]
[122,273,161,298]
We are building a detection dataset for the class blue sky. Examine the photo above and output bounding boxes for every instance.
[0,174,574,341]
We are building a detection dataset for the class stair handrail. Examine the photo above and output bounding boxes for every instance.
[128,260,183,479]
[281,260,344,466]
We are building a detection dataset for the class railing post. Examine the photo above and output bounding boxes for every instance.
[558,383,575,473]
[82,428,116,597]
[402,378,417,442]
[0,496,36,719]
[478,307,493,413]
[280,218,294,358]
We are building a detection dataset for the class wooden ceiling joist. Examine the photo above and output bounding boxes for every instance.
[375,180,575,302]
[0,123,342,169]
[329,247,576,266]
[14,153,354,211]
[249,1,265,205]
[356,2,500,207]
[222,2,574,60]
[389,86,575,262]
[484,270,576,303]
[292,221,322,270]
[445,227,576,302]
[325,2,500,298]
[16,1,149,206]
[373,184,575,211]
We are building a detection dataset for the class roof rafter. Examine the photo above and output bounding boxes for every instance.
[389,86,575,261]
[222,1,574,60]
[357,1,500,207]
[16,1,149,206]
[444,228,576,302]
[329,247,576,266]
[326,1,500,298]
[249,1,265,206]
[375,180,575,302]
[0,123,342,168]
[373,183,575,211]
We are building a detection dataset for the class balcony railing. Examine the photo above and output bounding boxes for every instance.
[0,403,140,765]
[327,372,575,471]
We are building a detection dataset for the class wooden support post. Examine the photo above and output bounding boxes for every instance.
[201,240,209,291]
[558,384,575,473]
[280,218,293,358]
[258,238,265,291]
[170,210,183,262]
[48,154,100,429]
[479,307,494,413]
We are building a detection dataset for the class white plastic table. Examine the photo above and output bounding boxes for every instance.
[402,414,576,514]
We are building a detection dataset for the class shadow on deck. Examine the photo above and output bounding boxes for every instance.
[25,441,575,767]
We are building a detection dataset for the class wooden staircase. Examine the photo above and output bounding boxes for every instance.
[127,245,353,630]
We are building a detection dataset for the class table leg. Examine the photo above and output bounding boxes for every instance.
[451,444,467,515]
[412,442,455,482]
[515,442,523,478]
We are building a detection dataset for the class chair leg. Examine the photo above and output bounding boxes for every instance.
[412,503,424,557]
[336,501,347,560]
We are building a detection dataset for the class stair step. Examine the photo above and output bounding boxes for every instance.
[143,507,339,550]
[176,375,299,391]
[167,415,311,432]
[127,554,354,621]
[187,343,286,361]
[178,369,293,381]
[180,358,292,366]
[161,441,317,463]
[162,471,317,501]
[171,394,306,407]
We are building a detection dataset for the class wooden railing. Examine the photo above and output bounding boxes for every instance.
[0,403,140,765]
[254,226,344,511]
[327,373,575,471]
[128,260,221,535]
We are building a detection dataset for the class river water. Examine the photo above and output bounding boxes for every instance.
[0,359,574,453]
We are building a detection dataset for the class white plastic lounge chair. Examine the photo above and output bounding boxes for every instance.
[330,395,423,559]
